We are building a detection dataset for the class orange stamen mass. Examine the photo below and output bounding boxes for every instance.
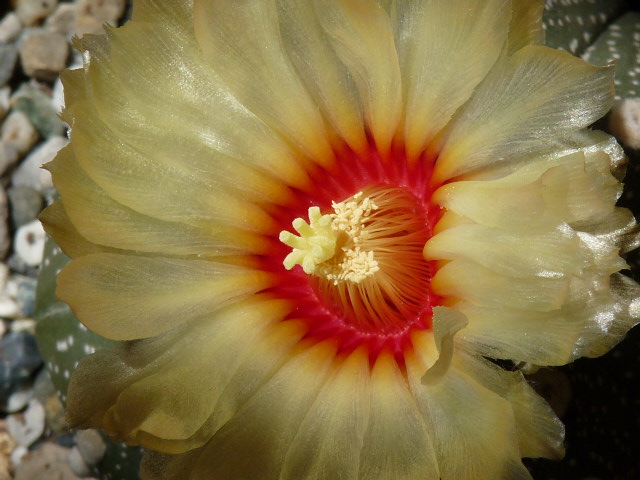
[267,141,441,367]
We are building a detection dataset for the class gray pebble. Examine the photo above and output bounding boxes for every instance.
[1,109,39,156]
[6,385,34,414]
[0,42,18,88]
[19,29,68,82]
[0,12,24,44]
[12,82,66,138]
[12,135,66,192]
[0,140,19,177]
[0,184,9,259]
[0,331,42,409]
[0,86,10,121]
[7,185,44,228]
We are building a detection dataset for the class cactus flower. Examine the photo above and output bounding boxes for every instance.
[41,0,639,479]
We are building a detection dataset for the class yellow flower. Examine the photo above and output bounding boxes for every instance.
[40,0,640,479]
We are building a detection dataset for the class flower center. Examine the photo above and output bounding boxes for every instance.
[280,185,433,335]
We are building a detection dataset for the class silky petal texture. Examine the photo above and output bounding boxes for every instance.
[39,201,115,258]
[393,0,510,158]
[434,46,615,182]
[66,300,303,445]
[69,20,312,191]
[407,354,532,480]
[57,253,274,340]
[276,1,367,153]
[508,0,544,53]
[315,0,402,154]
[450,352,564,460]
[192,0,334,166]
[47,147,267,256]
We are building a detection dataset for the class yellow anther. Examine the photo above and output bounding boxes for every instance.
[279,193,380,284]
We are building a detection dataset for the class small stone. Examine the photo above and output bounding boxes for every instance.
[609,98,640,150]
[7,399,45,447]
[12,83,66,138]
[75,0,125,36]
[75,429,107,466]
[15,0,59,27]
[45,3,77,37]
[14,443,87,480]
[6,386,33,414]
[0,186,9,259]
[9,319,37,334]
[10,445,27,470]
[1,419,17,480]
[0,331,43,408]
[1,110,39,156]
[0,43,18,88]
[0,13,23,44]
[0,87,10,121]
[67,447,89,477]
[19,29,68,82]
[12,135,67,192]
[0,141,19,178]
[7,186,44,228]
[15,220,46,267]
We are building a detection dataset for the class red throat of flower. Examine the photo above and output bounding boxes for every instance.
[264,140,442,369]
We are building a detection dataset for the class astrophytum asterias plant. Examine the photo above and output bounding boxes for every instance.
[40,0,640,479]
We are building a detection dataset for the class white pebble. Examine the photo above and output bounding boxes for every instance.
[75,429,107,466]
[0,12,23,44]
[67,447,90,477]
[15,219,46,267]
[609,98,640,149]
[1,110,39,156]
[7,398,46,447]
[12,135,67,192]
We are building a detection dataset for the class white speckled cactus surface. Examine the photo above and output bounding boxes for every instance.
[29,1,640,479]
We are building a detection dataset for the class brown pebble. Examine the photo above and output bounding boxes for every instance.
[19,30,69,82]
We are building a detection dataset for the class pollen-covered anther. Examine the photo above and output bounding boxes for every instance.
[280,192,381,285]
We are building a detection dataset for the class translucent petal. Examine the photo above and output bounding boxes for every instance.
[276,0,367,153]
[57,253,274,340]
[508,0,545,54]
[66,299,303,454]
[358,353,439,479]
[407,355,532,480]
[435,46,615,181]
[179,341,339,479]
[192,0,334,165]
[280,349,370,480]
[432,259,570,312]
[72,18,311,189]
[39,201,115,258]
[451,352,564,460]
[393,0,510,158]
[425,223,582,278]
[315,0,402,154]
[48,147,265,256]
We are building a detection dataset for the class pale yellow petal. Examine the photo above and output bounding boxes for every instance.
[358,352,439,479]
[432,259,570,312]
[280,349,370,480]
[57,253,274,340]
[178,341,338,479]
[407,357,532,480]
[508,0,545,54]
[66,299,304,454]
[451,352,564,460]
[276,1,367,153]
[48,147,265,255]
[425,224,581,278]
[72,18,311,190]
[394,0,510,158]
[434,46,615,182]
[192,0,334,165]
[315,0,402,154]
[39,201,115,258]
